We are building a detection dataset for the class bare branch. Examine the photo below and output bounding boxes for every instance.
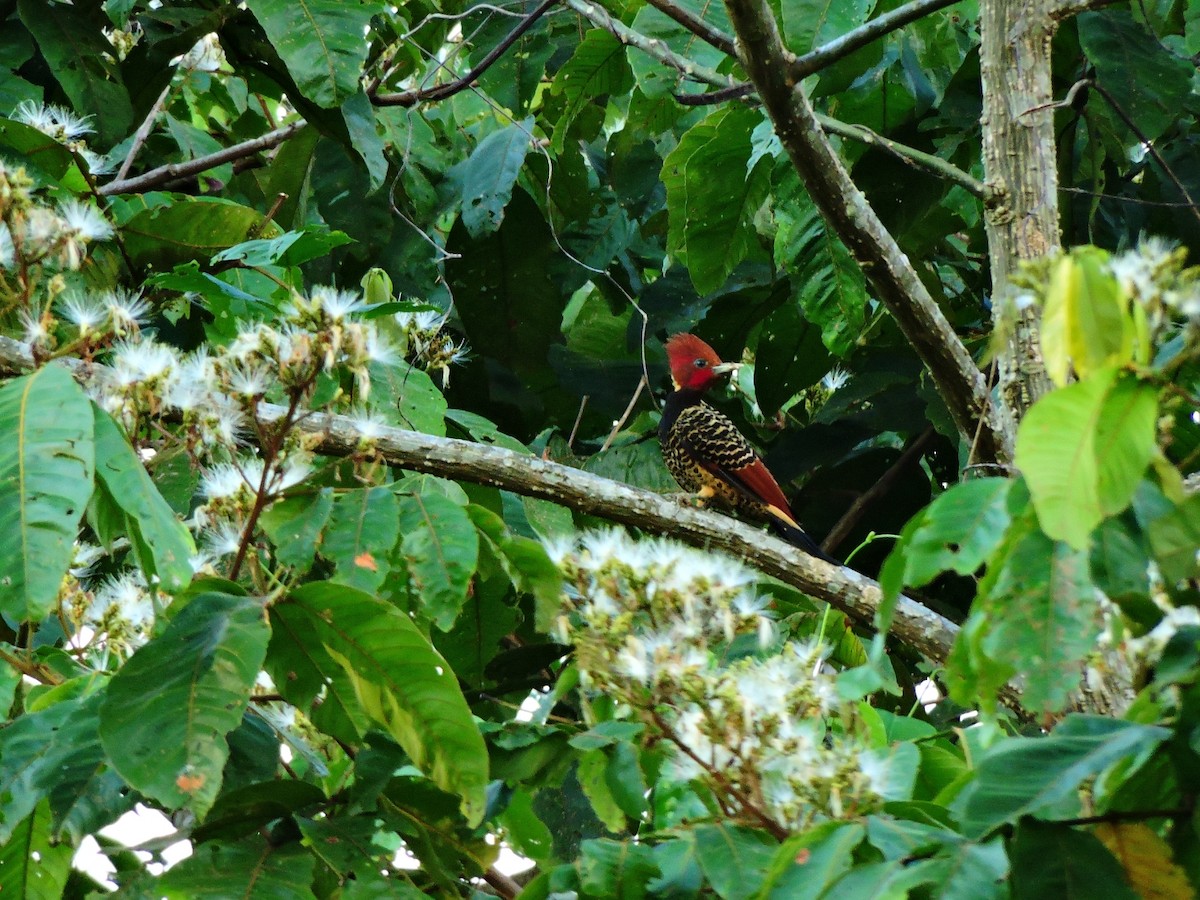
[642,0,736,56]
[99,122,306,196]
[722,0,1014,463]
[673,0,966,103]
[790,0,962,79]
[116,82,175,182]
[815,114,989,198]
[372,0,561,106]
[0,336,959,672]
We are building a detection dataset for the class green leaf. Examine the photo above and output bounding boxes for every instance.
[1016,368,1157,549]
[953,716,1170,839]
[99,592,270,817]
[0,691,119,844]
[397,489,479,631]
[210,226,354,268]
[0,800,73,900]
[457,118,534,238]
[663,106,771,294]
[1144,493,1200,583]
[754,300,833,416]
[260,487,335,573]
[92,406,195,592]
[245,0,381,108]
[774,192,868,356]
[323,487,400,593]
[1040,252,1134,386]
[551,30,633,152]
[342,90,387,192]
[155,836,317,898]
[1079,9,1195,144]
[122,197,280,271]
[1010,819,1139,900]
[17,0,133,144]
[579,838,660,898]
[693,824,778,900]
[760,822,865,899]
[884,478,1016,589]
[370,360,447,436]
[0,365,94,623]
[283,583,489,824]
[959,521,1097,713]
[267,599,369,744]
[782,0,874,55]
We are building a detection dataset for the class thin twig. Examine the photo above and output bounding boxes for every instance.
[822,427,935,554]
[600,376,646,451]
[117,81,175,182]
[371,0,561,106]
[566,395,589,451]
[1086,80,1200,231]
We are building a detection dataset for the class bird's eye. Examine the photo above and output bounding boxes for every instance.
[694,358,708,368]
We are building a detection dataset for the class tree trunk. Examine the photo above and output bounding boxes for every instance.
[979,0,1058,421]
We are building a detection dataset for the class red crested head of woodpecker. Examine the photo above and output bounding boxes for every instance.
[664,333,739,392]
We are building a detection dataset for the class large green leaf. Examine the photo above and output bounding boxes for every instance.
[0,691,114,843]
[754,300,833,416]
[245,0,381,108]
[17,0,133,144]
[99,592,270,817]
[1016,367,1157,549]
[693,824,778,900]
[121,197,279,271]
[210,226,353,269]
[92,406,195,592]
[1009,820,1139,899]
[953,717,1170,839]
[1079,9,1195,145]
[398,489,480,630]
[0,365,94,623]
[1040,252,1138,385]
[663,106,771,294]
[282,583,489,824]
[955,519,1097,714]
[322,486,400,593]
[774,192,869,357]
[760,822,865,899]
[782,0,874,55]
[0,800,73,900]
[267,599,369,744]
[457,118,534,238]
[154,836,317,899]
[551,29,633,152]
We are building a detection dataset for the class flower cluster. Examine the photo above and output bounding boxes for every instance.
[1107,237,1200,338]
[395,310,469,387]
[0,157,112,283]
[62,544,166,658]
[550,530,882,828]
[12,101,107,173]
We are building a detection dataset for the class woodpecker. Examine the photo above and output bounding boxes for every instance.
[659,333,838,564]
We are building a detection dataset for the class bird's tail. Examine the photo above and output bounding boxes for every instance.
[765,510,841,565]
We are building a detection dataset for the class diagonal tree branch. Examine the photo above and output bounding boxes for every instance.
[789,0,962,79]
[0,336,957,675]
[722,0,1014,465]
[100,122,307,196]
[371,0,562,106]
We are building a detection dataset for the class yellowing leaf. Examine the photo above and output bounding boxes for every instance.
[1094,822,1194,900]
[1041,251,1136,386]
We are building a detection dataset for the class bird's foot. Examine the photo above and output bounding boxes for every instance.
[668,491,711,509]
